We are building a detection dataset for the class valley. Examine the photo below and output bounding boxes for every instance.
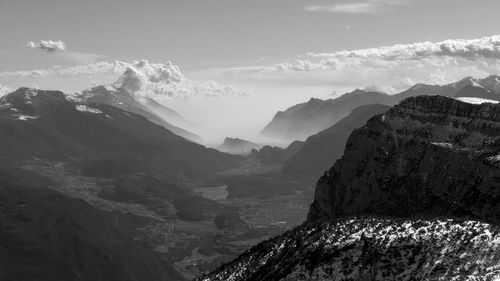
[20,157,315,279]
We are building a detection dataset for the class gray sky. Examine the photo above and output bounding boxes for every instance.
[1,0,500,142]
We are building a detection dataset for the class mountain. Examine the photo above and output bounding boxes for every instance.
[198,218,500,281]
[393,75,500,102]
[261,90,393,141]
[261,75,500,142]
[142,97,198,133]
[199,95,500,281]
[217,137,262,155]
[308,95,500,222]
[250,141,304,164]
[282,104,390,176]
[78,85,202,142]
[0,166,185,281]
[0,88,239,180]
[454,84,500,101]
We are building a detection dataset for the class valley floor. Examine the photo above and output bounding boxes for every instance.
[21,158,315,279]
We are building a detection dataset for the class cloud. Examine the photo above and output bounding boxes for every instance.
[217,35,500,75]
[0,84,12,97]
[209,35,500,94]
[113,60,247,100]
[26,40,67,53]
[306,0,410,14]
[0,61,129,78]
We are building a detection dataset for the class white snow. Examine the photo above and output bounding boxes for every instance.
[75,105,102,114]
[16,115,39,121]
[487,155,500,164]
[455,97,499,104]
[430,142,453,149]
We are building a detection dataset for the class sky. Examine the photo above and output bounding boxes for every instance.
[1,0,500,142]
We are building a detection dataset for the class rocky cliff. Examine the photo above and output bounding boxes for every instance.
[308,95,500,223]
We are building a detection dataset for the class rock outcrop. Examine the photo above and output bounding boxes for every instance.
[308,95,500,223]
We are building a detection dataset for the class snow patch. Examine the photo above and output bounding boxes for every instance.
[75,105,102,114]
[430,142,453,149]
[16,115,39,121]
[455,97,499,104]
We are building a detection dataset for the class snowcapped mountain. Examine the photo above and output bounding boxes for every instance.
[0,87,239,180]
[77,84,202,143]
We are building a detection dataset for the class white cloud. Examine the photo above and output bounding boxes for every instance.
[0,60,246,100]
[0,84,12,97]
[209,35,500,94]
[26,40,67,53]
[113,60,247,100]
[306,0,410,14]
[0,61,129,78]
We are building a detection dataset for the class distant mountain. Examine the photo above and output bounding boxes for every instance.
[0,166,185,281]
[261,75,500,142]
[261,90,393,141]
[78,85,202,143]
[282,104,390,176]
[142,97,198,133]
[0,88,239,180]
[394,75,500,101]
[250,141,304,164]
[217,137,262,155]
[453,84,500,101]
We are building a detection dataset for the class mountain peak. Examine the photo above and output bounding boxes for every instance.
[309,95,500,222]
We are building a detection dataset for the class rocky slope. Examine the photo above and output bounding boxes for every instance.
[308,95,500,223]
[199,218,500,281]
[282,104,390,176]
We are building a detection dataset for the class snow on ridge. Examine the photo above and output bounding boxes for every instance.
[430,142,453,149]
[455,97,499,104]
[75,105,102,114]
[16,115,39,121]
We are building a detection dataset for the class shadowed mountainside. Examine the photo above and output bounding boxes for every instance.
[0,167,185,281]
[0,88,240,181]
[282,104,390,176]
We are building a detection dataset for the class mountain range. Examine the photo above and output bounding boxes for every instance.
[261,75,500,142]
[78,84,202,143]
[0,87,240,180]
[200,95,500,280]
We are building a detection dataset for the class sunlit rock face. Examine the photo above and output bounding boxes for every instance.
[308,95,500,223]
